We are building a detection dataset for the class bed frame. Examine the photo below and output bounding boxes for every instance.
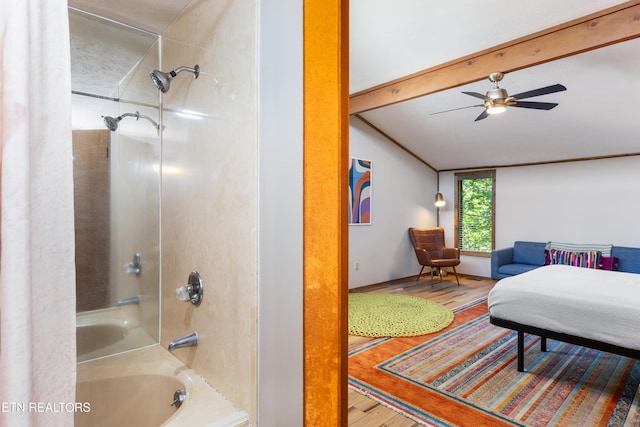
[489,245,640,372]
[489,316,640,372]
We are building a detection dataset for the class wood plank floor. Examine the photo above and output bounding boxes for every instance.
[347,272,497,426]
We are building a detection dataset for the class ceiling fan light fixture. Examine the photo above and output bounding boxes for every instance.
[434,72,566,122]
[486,104,507,115]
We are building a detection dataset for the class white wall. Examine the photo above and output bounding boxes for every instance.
[439,156,640,277]
[258,0,303,424]
[349,117,438,288]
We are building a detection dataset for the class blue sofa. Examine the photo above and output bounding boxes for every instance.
[491,241,546,280]
[491,241,640,280]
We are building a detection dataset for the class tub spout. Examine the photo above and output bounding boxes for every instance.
[168,332,198,352]
[117,296,140,306]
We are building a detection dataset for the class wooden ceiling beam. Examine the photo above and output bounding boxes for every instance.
[349,1,640,115]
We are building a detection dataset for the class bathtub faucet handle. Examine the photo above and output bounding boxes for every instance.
[174,271,203,306]
[175,286,191,301]
[123,253,142,276]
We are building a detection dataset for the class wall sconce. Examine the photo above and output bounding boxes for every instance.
[435,173,445,227]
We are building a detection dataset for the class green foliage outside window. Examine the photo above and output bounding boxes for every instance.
[459,177,493,252]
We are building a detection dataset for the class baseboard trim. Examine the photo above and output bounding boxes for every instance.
[349,272,491,293]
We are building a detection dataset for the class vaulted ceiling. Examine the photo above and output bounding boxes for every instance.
[350,1,640,171]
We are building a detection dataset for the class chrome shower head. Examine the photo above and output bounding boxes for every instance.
[149,65,200,93]
[102,115,121,131]
[101,112,160,134]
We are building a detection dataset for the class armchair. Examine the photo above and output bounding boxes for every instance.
[408,227,460,285]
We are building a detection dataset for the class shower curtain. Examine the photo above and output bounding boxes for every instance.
[1,1,76,426]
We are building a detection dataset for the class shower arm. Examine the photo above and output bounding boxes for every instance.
[120,111,160,133]
[119,112,139,120]
[173,66,199,77]
[135,112,161,133]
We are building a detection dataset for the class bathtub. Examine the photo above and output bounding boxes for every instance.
[76,345,250,427]
[76,304,155,362]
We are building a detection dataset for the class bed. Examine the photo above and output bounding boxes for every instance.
[487,264,640,372]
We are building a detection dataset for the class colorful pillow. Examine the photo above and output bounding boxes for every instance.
[546,248,602,269]
[600,256,620,271]
[546,242,612,257]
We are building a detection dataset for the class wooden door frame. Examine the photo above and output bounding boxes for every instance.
[303,0,349,425]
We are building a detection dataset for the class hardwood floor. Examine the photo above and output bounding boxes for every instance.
[347,272,497,426]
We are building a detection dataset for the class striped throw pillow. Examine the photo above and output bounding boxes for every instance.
[546,242,612,257]
[547,248,602,269]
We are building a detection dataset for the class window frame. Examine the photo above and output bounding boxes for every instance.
[454,170,496,257]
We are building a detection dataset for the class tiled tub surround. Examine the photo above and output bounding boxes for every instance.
[160,0,259,419]
[76,345,250,427]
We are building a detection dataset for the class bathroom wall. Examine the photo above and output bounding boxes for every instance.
[159,0,258,421]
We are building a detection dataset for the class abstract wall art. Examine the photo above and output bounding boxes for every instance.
[349,158,371,225]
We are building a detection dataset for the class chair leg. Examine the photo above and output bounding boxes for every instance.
[416,265,425,281]
[452,266,460,286]
[438,267,443,282]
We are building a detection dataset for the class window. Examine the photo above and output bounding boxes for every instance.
[455,170,495,256]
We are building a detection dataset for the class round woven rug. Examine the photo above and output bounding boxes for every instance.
[348,293,454,337]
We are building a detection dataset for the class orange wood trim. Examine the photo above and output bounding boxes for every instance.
[438,151,640,173]
[350,1,640,114]
[303,0,349,425]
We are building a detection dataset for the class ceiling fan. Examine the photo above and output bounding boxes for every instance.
[431,72,567,122]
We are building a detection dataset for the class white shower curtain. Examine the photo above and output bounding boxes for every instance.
[1,1,76,426]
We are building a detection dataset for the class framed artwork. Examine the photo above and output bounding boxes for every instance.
[349,158,371,225]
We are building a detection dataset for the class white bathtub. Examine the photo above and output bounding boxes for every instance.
[76,345,250,427]
[76,305,155,362]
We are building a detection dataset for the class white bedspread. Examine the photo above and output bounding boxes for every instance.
[487,264,640,351]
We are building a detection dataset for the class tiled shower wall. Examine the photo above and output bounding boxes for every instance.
[159,0,258,421]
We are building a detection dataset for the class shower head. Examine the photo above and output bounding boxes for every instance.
[101,112,160,134]
[102,115,122,131]
[149,65,200,93]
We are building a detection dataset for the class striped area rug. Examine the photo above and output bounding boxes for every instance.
[348,299,640,426]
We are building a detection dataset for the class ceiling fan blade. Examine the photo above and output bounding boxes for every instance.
[430,104,482,115]
[461,91,486,100]
[511,84,566,100]
[474,109,489,122]
[511,101,559,110]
